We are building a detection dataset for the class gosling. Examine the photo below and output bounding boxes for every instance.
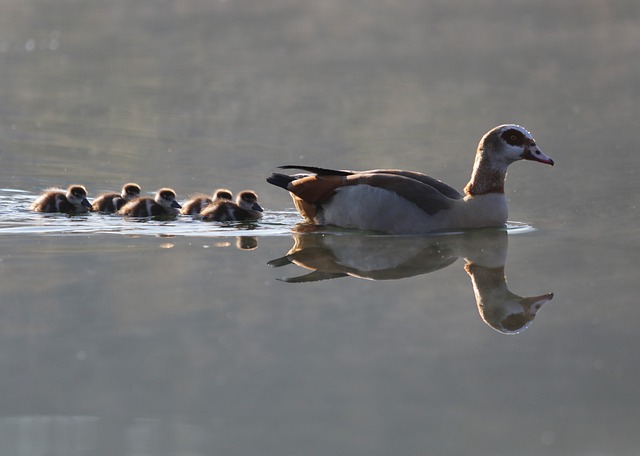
[117,188,181,217]
[200,190,263,222]
[181,188,233,215]
[30,185,93,213]
[92,182,141,212]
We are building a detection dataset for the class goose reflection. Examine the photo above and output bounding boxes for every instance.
[269,229,552,334]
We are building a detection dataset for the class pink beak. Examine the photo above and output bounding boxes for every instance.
[522,145,554,166]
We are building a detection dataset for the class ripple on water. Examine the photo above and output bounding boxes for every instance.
[0,189,295,237]
[0,189,536,237]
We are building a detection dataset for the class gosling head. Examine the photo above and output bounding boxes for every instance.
[66,185,93,211]
[212,188,233,203]
[155,188,182,211]
[121,183,142,200]
[237,190,263,213]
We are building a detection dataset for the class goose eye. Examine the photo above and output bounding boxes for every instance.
[501,129,525,146]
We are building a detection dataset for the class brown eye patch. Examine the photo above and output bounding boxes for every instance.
[501,129,526,146]
[160,191,175,199]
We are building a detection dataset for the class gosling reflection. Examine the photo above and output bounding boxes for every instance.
[208,236,258,250]
[237,236,258,250]
[269,229,552,334]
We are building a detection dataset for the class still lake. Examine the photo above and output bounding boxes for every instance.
[1,0,639,455]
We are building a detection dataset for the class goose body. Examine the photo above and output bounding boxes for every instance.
[267,125,553,234]
[181,188,233,215]
[200,190,263,222]
[30,185,93,213]
[117,188,181,217]
[92,182,141,212]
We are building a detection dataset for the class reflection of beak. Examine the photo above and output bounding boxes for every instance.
[522,144,554,166]
[82,198,93,209]
[252,203,263,212]
[171,200,182,209]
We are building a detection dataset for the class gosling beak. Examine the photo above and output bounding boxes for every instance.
[171,200,182,209]
[522,144,554,166]
[82,198,93,209]
[252,202,263,212]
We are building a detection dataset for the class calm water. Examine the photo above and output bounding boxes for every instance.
[1,0,639,455]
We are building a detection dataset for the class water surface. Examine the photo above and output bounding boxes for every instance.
[1,0,639,455]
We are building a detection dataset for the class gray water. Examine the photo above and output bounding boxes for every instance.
[1,0,639,455]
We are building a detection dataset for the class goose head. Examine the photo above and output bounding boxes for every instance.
[480,124,554,167]
[465,125,553,196]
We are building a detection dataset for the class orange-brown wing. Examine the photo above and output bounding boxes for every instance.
[287,175,346,221]
[287,175,345,203]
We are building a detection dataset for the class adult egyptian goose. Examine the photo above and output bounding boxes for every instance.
[92,182,142,212]
[267,124,553,234]
[117,187,181,217]
[30,185,93,213]
[200,190,263,222]
[181,188,233,215]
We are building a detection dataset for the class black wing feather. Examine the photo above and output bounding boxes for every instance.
[278,165,352,176]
